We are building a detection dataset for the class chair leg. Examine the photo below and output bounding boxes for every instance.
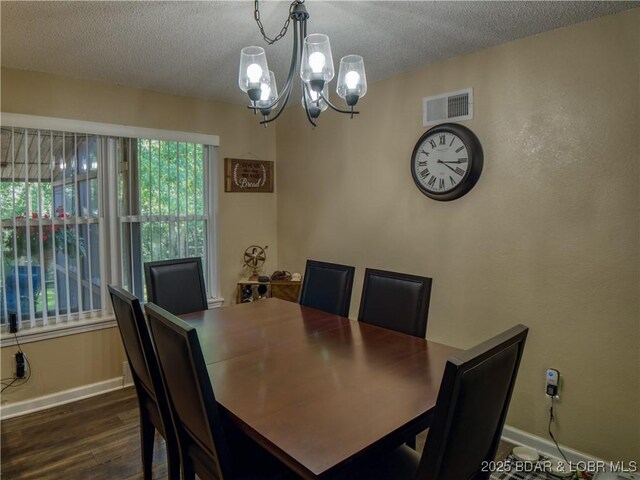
[182,457,196,480]
[140,413,156,480]
[166,445,181,480]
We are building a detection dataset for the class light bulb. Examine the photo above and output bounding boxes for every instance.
[246,63,263,83]
[345,71,360,90]
[308,52,326,73]
[260,83,271,101]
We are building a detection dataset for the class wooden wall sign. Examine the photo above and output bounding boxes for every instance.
[224,158,274,193]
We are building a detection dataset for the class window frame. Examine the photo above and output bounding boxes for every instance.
[117,138,216,301]
[0,113,221,346]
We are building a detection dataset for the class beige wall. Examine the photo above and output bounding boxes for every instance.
[1,328,124,403]
[1,68,278,403]
[276,9,640,462]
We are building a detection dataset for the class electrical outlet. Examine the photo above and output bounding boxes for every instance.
[546,368,560,398]
[123,361,133,386]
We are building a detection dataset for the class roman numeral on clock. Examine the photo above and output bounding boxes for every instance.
[421,149,429,156]
[455,146,465,153]
[439,135,446,145]
[439,178,445,189]
[417,160,428,167]
[455,167,465,176]
[429,139,437,149]
[420,168,430,179]
[449,176,457,186]
[427,176,437,187]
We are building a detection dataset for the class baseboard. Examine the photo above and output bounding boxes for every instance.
[0,377,125,420]
[502,424,604,463]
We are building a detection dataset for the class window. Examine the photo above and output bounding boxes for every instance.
[119,138,210,300]
[1,128,102,327]
[1,123,216,333]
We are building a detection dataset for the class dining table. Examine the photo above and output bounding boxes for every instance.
[180,297,461,479]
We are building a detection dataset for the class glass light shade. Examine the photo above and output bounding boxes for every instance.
[302,82,329,118]
[300,34,334,84]
[336,55,367,101]
[239,46,270,98]
[256,71,278,113]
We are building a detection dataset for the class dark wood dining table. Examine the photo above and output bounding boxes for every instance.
[181,297,461,479]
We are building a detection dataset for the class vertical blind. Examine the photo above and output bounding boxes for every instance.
[0,128,102,329]
[1,126,213,332]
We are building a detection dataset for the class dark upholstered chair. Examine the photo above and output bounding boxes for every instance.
[144,257,207,315]
[299,259,355,316]
[108,285,180,480]
[358,268,432,338]
[353,324,529,480]
[144,303,292,480]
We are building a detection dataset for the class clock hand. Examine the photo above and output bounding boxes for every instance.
[437,160,458,174]
[438,160,466,164]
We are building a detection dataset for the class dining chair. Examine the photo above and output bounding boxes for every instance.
[353,324,529,480]
[144,257,208,315]
[358,268,432,338]
[144,302,293,480]
[108,285,180,480]
[299,259,355,316]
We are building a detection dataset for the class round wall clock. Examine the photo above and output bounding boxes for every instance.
[410,123,483,201]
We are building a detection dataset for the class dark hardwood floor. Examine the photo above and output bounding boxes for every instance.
[1,387,167,480]
[1,387,514,479]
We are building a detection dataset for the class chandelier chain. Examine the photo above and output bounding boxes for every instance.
[254,0,303,45]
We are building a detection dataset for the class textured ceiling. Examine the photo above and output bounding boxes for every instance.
[1,1,637,105]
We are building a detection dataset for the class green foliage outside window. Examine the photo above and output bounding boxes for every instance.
[135,140,205,263]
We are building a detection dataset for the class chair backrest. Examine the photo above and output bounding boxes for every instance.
[144,257,208,316]
[108,285,176,447]
[299,259,355,317]
[417,324,529,480]
[144,302,232,479]
[108,285,162,401]
[358,268,432,338]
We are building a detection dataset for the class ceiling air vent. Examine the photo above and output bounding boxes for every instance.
[423,88,473,126]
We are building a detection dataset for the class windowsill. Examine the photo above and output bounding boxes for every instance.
[1,297,224,347]
[0,315,117,347]
[208,296,225,309]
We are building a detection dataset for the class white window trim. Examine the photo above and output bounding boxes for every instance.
[0,316,117,347]
[0,296,224,346]
[0,113,223,342]
[205,145,221,302]
[1,113,219,146]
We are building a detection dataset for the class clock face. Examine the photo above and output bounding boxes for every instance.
[412,132,469,194]
[410,123,483,201]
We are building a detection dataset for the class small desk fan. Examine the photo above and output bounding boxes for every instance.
[243,245,268,281]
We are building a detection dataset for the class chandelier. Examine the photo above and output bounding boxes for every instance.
[238,0,367,127]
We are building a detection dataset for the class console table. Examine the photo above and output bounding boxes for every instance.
[236,280,302,304]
